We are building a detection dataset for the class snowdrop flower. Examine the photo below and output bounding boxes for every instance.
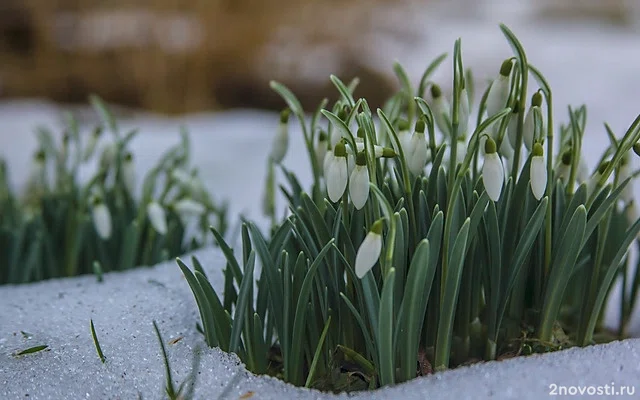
[349,152,370,210]
[530,143,547,200]
[91,197,112,240]
[459,85,470,136]
[147,201,168,235]
[123,152,136,193]
[430,84,451,136]
[618,153,634,204]
[355,219,383,278]
[269,109,290,164]
[587,162,609,198]
[486,59,513,118]
[482,137,504,202]
[555,150,572,185]
[523,92,543,152]
[577,157,589,184]
[172,198,206,225]
[83,126,103,161]
[506,105,521,147]
[315,131,329,171]
[405,120,429,175]
[325,141,349,202]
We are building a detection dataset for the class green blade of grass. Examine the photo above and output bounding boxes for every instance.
[90,319,106,363]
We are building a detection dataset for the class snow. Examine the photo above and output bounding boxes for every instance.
[2,9,640,400]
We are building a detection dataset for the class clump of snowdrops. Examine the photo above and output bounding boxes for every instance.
[178,25,640,391]
[0,96,228,284]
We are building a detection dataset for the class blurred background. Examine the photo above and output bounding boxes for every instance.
[1,0,639,114]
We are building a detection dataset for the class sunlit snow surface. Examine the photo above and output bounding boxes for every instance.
[1,15,640,400]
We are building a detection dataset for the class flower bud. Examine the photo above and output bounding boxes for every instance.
[523,92,543,151]
[83,126,103,161]
[269,109,290,164]
[406,120,428,175]
[486,59,513,118]
[315,131,329,171]
[430,84,451,136]
[530,143,547,200]
[325,141,349,202]
[91,197,112,240]
[482,137,504,201]
[349,152,370,210]
[147,201,168,235]
[355,219,383,278]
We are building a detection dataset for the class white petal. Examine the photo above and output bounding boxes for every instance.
[355,232,382,278]
[327,157,348,202]
[92,203,112,240]
[323,151,334,177]
[433,97,451,135]
[349,165,370,209]
[486,75,509,117]
[407,133,428,175]
[269,125,288,164]
[530,155,547,200]
[482,153,504,201]
[500,137,514,161]
[347,154,355,176]
[123,163,136,193]
[147,202,168,235]
[174,199,206,217]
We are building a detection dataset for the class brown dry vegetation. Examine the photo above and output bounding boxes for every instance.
[0,0,414,114]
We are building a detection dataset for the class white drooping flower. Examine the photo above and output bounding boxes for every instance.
[123,152,136,194]
[430,84,451,136]
[459,86,470,137]
[147,201,168,235]
[482,137,504,202]
[349,152,370,210]
[83,127,103,161]
[506,105,520,147]
[91,197,112,240]
[269,109,290,164]
[523,92,543,152]
[530,143,547,200]
[315,131,329,172]
[555,150,572,185]
[325,141,349,202]
[355,219,383,278]
[173,198,206,218]
[587,162,608,198]
[486,59,513,118]
[577,157,590,184]
[405,120,429,175]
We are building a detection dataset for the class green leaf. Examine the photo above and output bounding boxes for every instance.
[539,205,587,340]
[90,319,106,363]
[305,315,332,388]
[269,81,304,120]
[229,251,256,354]
[398,239,435,382]
[377,268,396,386]
[434,218,471,370]
[288,239,335,386]
[195,271,231,352]
[176,258,217,347]
[15,345,48,356]
[330,75,356,108]
[418,53,448,98]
